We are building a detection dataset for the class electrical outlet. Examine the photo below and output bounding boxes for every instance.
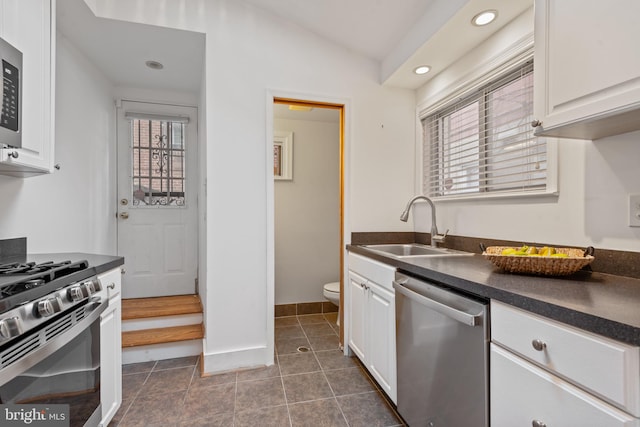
[629,194,640,227]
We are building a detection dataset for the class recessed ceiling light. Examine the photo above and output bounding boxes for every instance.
[145,60,164,70]
[414,65,431,75]
[472,10,498,26]
[288,105,314,112]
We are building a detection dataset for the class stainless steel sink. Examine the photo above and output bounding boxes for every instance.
[363,244,473,258]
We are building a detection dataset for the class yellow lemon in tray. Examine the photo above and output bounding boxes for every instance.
[538,246,556,256]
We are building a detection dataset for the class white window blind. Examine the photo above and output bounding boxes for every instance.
[422,61,546,198]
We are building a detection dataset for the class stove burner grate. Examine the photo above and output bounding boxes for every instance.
[0,261,73,276]
[0,260,90,301]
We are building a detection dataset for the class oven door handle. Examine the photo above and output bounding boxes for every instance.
[393,280,482,326]
[0,298,107,386]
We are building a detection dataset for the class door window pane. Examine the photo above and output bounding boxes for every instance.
[131,119,186,206]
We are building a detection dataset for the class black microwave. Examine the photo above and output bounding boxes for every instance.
[0,36,22,149]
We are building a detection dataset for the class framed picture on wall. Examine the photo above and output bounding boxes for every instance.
[274,131,293,180]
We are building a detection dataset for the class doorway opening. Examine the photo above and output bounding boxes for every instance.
[272,97,345,342]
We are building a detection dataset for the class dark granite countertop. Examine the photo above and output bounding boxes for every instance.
[348,244,640,346]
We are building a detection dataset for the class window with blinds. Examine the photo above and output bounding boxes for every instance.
[422,61,546,198]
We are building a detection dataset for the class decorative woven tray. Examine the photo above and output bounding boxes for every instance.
[482,246,595,276]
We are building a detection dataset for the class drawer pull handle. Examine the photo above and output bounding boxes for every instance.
[532,420,547,427]
[532,339,547,351]
[107,283,116,290]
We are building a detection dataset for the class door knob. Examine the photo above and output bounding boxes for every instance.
[119,212,129,219]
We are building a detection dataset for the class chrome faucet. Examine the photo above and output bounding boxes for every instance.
[400,195,448,247]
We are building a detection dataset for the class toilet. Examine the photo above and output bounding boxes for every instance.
[323,281,341,325]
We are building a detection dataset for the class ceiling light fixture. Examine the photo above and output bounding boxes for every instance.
[145,60,164,70]
[472,10,498,26]
[414,65,431,75]
[288,105,314,112]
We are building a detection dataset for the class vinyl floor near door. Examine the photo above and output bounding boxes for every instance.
[110,313,404,426]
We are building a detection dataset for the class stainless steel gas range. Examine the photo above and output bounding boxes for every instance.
[0,238,121,427]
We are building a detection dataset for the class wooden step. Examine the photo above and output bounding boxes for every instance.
[122,295,202,320]
[122,323,204,348]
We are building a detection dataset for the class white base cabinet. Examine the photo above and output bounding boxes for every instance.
[347,253,396,403]
[491,301,640,426]
[98,267,122,427]
[491,344,639,427]
[533,0,640,140]
[0,0,55,176]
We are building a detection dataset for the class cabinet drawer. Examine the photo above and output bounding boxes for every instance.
[348,253,395,291]
[98,268,122,301]
[491,301,640,416]
[491,344,639,427]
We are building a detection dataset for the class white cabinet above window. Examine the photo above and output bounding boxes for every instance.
[533,0,640,140]
[0,0,55,177]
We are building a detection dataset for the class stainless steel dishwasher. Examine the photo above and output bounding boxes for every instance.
[393,271,489,427]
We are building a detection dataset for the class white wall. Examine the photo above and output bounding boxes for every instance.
[414,8,640,252]
[0,33,117,254]
[89,0,416,372]
[274,116,340,305]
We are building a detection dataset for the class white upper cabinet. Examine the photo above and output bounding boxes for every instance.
[533,0,640,140]
[0,0,55,177]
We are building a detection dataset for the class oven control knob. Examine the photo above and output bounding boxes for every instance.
[0,317,23,339]
[83,279,100,296]
[67,285,85,302]
[37,297,63,317]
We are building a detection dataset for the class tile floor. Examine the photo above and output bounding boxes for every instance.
[110,312,404,426]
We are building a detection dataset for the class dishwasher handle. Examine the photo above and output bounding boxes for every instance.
[393,280,483,327]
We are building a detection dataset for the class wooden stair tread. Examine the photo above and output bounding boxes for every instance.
[122,324,204,348]
[122,295,202,320]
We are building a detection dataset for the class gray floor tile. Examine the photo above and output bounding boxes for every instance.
[275,316,299,328]
[115,317,400,427]
[301,322,336,337]
[178,413,234,427]
[235,405,290,427]
[122,361,156,375]
[276,336,311,355]
[139,366,194,395]
[190,371,237,390]
[181,382,235,420]
[337,391,402,427]
[275,325,306,340]
[297,314,328,324]
[315,350,358,371]
[323,312,338,324]
[278,352,321,376]
[121,372,149,401]
[325,367,376,396]
[282,372,333,403]
[307,334,340,351]
[289,398,348,427]
[237,363,281,382]
[236,377,286,411]
[119,390,185,426]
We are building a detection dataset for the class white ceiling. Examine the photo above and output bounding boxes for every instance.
[57,0,532,93]
[57,0,205,93]
[238,0,435,62]
[240,0,532,89]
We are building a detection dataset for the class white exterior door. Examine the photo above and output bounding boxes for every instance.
[117,101,198,298]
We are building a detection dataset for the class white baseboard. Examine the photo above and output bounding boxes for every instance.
[202,345,274,374]
[122,339,202,365]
